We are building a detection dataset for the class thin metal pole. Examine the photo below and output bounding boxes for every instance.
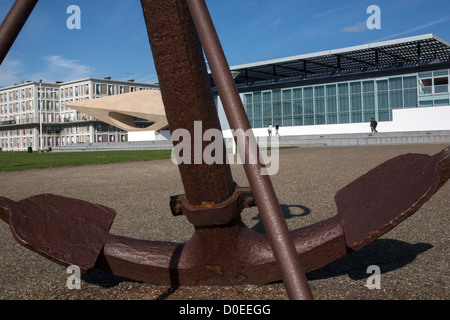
[186,0,313,300]
[39,79,43,152]
[0,0,38,65]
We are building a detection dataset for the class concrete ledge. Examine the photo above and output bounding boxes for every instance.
[53,130,450,152]
[269,130,450,148]
[53,140,174,152]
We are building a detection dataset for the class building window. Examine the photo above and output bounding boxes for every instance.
[419,78,433,95]
[314,86,325,125]
[403,76,418,108]
[303,87,314,125]
[418,69,449,107]
[434,77,449,94]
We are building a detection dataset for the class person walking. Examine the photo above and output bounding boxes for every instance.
[370,117,378,133]
[275,123,280,138]
[268,123,272,136]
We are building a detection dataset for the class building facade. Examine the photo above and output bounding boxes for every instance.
[0,78,159,151]
[212,34,450,137]
[239,69,448,128]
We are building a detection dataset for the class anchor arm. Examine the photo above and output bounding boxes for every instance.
[0,194,116,272]
[335,146,450,251]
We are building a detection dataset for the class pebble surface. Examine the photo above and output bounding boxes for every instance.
[0,144,448,300]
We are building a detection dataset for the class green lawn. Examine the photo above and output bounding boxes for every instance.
[0,146,297,172]
[0,150,173,172]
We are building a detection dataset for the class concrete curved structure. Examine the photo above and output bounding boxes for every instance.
[66,89,168,132]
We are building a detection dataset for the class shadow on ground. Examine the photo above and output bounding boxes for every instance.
[307,239,432,281]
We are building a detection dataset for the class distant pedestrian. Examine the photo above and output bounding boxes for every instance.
[370,117,378,133]
[275,123,280,138]
[268,123,272,136]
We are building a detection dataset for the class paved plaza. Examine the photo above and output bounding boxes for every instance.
[0,144,448,300]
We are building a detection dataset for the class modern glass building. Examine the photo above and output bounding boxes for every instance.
[240,73,422,127]
[211,34,450,136]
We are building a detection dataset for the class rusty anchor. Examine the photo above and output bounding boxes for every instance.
[1,0,449,300]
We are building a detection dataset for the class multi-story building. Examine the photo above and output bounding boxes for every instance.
[0,77,159,151]
[212,34,450,137]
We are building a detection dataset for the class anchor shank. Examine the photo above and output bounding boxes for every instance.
[140,0,235,206]
[185,0,313,300]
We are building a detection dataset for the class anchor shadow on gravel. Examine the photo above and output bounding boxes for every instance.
[307,239,433,281]
[250,203,311,234]
[249,204,433,281]
[81,268,132,288]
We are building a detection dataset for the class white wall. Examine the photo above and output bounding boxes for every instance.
[128,131,156,141]
[127,105,450,141]
[128,130,171,142]
[388,105,450,132]
[221,105,450,138]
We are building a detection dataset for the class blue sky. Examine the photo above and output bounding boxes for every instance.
[1,0,449,87]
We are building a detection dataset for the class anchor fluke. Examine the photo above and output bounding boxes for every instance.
[0,194,116,272]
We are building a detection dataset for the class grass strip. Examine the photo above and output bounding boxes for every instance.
[0,150,173,172]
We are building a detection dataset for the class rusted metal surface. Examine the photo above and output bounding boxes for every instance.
[0,0,449,301]
[140,0,235,206]
[0,194,115,272]
[336,146,450,251]
[185,0,313,300]
[0,0,38,65]
[170,186,253,228]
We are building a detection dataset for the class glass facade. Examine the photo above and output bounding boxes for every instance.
[242,70,449,129]
[418,69,450,107]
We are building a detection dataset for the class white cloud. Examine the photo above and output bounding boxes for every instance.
[41,55,94,82]
[270,19,282,28]
[0,57,25,87]
[340,21,368,33]
[0,55,95,87]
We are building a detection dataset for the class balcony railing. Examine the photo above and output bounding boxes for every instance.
[0,116,97,127]
[435,84,449,94]
[419,85,448,95]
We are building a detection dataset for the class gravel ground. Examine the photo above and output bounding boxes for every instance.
[0,144,448,301]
